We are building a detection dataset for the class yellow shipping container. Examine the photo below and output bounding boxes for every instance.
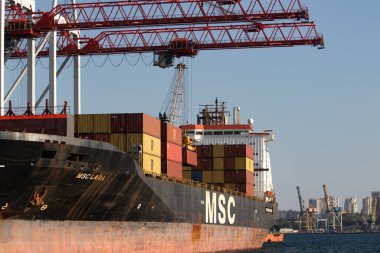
[75,114,94,133]
[110,133,127,151]
[213,158,224,170]
[224,183,236,191]
[141,153,161,175]
[202,171,213,184]
[126,133,161,157]
[93,114,111,133]
[213,145,225,158]
[235,157,254,172]
[183,171,191,180]
[183,166,192,171]
[213,170,224,184]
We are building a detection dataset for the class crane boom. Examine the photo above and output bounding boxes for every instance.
[296,186,305,214]
[5,0,309,37]
[162,63,187,126]
[323,184,331,214]
[10,22,324,58]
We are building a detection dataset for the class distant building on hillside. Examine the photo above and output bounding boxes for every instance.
[321,196,340,213]
[309,198,323,214]
[278,210,299,220]
[362,197,373,216]
[371,191,380,215]
[344,197,359,214]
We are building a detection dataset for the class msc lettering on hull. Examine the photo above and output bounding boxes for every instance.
[205,191,235,225]
[76,173,106,181]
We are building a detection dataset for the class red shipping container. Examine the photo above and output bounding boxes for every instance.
[111,114,127,133]
[126,113,161,138]
[0,116,69,136]
[236,183,254,195]
[196,145,213,158]
[182,149,197,167]
[162,160,182,179]
[161,142,182,163]
[161,123,182,145]
[224,170,236,183]
[224,144,254,159]
[197,158,213,170]
[224,158,235,170]
[235,171,254,184]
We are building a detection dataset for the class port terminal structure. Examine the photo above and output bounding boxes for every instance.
[296,186,318,232]
[1,0,323,117]
[296,185,343,233]
[323,184,343,232]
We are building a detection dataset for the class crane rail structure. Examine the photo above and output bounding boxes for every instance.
[5,0,309,38]
[11,22,324,58]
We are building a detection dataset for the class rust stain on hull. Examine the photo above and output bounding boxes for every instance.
[0,220,269,253]
[192,224,201,242]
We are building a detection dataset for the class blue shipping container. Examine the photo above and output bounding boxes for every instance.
[191,170,203,182]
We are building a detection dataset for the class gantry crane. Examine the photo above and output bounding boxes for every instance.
[161,63,187,126]
[296,186,316,233]
[297,186,318,233]
[1,0,324,116]
[323,184,342,232]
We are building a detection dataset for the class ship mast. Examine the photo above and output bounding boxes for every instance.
[197,98,229,125]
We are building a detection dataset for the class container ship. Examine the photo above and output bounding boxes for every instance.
[0,99,277,253]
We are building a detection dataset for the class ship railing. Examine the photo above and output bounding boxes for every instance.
[1,100,70,116]
[143,171,266,203]
[1,105,70,116]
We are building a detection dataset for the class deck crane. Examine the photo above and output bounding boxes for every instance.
[160,63,187,126]
[322,184,342,232]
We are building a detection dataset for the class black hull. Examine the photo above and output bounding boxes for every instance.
[0,131,276,252]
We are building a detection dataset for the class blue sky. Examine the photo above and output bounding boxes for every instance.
[5,0,380,210]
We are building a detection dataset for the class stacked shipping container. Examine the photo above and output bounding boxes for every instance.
[75,113,162,174]
[161,123,182,179]
[183,144,255,196]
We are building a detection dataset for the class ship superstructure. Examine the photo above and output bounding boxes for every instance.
[181,99,275,197]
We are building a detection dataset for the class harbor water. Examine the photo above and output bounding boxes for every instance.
[249,233,380,253]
